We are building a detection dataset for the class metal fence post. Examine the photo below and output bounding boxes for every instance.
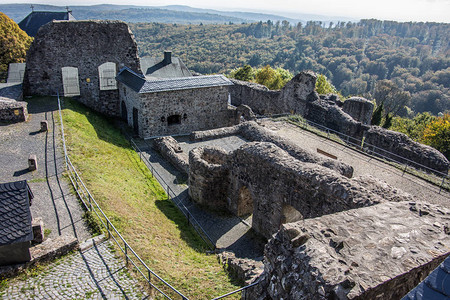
[107,221,111,239]
[124,243,128,265]
[439,175,447,194]
[402,163,408,176]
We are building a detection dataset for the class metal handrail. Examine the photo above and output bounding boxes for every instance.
[212,280,260,300]
[57,95,189,300]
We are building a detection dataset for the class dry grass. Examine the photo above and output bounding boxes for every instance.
[61,98,241,299]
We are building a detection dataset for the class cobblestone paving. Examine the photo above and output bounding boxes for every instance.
[1,241,146,299]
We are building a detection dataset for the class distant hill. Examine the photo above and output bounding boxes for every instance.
[0,3,354,25]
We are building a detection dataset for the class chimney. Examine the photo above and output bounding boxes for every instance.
[164,51,172,64]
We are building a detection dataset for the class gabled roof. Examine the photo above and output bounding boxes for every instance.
[0,181,34,246]
[140,56,192,79]
[116,67,233,94]
[18,11,76,37]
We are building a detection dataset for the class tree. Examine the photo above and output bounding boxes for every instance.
[315,74,338,94]
[0,12,33,76]
[421,113,450,159]
[254,65,292,90]
[230,65,255,81]
[373,80,411,117]
[371,103,383,126]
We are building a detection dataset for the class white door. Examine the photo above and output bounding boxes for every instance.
[62,67,80,97]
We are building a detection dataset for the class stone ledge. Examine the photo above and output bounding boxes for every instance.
[0,235,79,278]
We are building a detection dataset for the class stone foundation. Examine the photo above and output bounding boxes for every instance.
[153,136,189,175]
[247,201,450,300]
[192,121,354,178]
[188,147,230,211]
[217,251,264,285]
[0,99,28,123]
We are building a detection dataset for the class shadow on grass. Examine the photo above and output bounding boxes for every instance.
[154,198,211,253]
[61,97,131,150]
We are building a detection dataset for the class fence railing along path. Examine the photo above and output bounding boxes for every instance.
[58,95,257,299]
[263,115,449,193]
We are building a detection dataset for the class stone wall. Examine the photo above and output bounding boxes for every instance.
[188,147,230,211]
[23,20,140,117]
[364,126,449,174]
[0,99,28,123]
[246,201,450,300]
[153,136,189,175]
[228,72,449,174]
[137,86,237,138]
[192,121,354,178]
[342,97,374,125]
[228,142,385,238]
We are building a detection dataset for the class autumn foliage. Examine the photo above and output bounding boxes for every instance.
[421,114,450,159]
[0,12,33,75]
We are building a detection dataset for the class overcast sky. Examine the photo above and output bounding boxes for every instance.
[3,0,450,22]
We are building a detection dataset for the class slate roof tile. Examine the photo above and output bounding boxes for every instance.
[0,180,33,246]
[116,67,233,94]
[402,256,450,299]
[18,11,76,37]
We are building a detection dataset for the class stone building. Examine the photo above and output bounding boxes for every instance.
[116,67,236,138]
[23,20,141,117]
[18,10,76,37]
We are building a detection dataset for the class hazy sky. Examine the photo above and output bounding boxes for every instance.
[3,0,450,22]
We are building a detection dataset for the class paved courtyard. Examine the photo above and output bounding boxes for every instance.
[1,240,145,299]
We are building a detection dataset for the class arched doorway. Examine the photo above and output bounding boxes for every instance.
[133,107,139,135]
[121,101,127,121]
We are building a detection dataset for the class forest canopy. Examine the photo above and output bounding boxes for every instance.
[129,19,449,116]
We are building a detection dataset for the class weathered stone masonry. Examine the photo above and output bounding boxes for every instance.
[23,20,141,117]
[229,72,449,173]
[246,201,450,300]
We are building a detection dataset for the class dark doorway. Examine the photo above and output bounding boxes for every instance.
[133,107,139,135]
[121,101,127,121]
[167,114,181,126]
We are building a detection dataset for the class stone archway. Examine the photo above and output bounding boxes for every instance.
[281,204,303,225]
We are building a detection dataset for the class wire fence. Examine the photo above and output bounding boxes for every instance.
[58,95,257,299]
[278,116,449,193]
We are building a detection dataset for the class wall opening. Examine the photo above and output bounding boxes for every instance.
[237,185,254,217]
[167,114,181,126]
[98,62,117,90]
[281,204,303,224]
[61,67,80,97]
[133,107,139,135]
[121,101,127,121]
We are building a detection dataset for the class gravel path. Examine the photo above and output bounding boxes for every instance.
[0,98,90,241]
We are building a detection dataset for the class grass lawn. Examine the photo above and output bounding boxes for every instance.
[61,98,241,299]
